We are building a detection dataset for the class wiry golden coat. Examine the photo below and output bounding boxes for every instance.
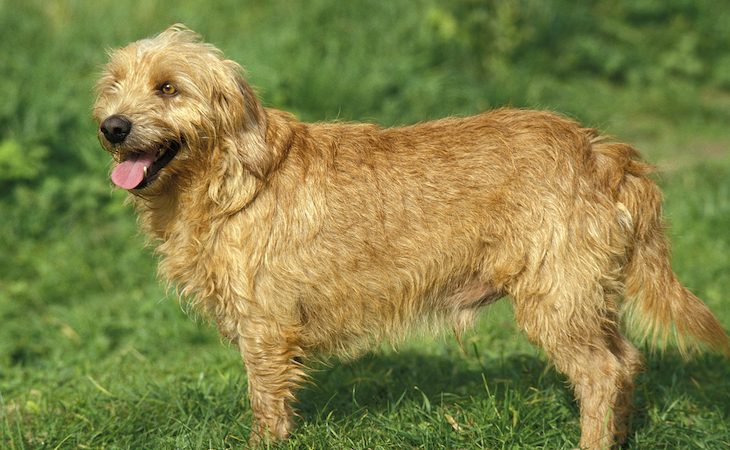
[93,25,729,449]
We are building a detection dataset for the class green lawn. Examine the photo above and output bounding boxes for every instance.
[2,1,729,448]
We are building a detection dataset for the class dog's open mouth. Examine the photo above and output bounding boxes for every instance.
[111,141,180,190]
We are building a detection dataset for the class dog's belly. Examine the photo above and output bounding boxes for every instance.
[446,278,504,310]
[288,265,506,354]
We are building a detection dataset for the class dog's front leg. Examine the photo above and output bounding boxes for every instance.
[238,319,306,444]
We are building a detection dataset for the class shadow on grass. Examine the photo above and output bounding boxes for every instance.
[296,348,729,440]
[298,350,560,417]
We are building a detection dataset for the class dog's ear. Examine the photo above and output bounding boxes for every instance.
[206,60,279,213]
[213,60,279,180]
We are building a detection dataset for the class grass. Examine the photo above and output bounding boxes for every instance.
[1,0,730,448]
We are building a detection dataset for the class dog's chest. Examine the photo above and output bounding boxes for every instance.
[155,213,264,314]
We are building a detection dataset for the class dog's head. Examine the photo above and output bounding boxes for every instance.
[93,25,270,196]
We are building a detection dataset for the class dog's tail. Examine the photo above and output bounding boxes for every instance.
[592,138,730,356]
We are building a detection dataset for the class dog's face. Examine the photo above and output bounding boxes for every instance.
[92,25,262,193]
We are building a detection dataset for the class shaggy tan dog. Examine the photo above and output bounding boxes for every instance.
[93,25,729,449]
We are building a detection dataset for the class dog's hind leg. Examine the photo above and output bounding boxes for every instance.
[604,328,643,445]
[237,319,307,444]
[511,282,642,449]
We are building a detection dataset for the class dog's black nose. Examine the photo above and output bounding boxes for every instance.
[100,115,132,144]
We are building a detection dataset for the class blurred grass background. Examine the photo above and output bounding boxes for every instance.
[1,0,729,448]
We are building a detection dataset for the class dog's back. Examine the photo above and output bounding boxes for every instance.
[260,109,728,358]
[264,109,605,349]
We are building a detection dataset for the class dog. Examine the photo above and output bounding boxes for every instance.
[92,25,729,449]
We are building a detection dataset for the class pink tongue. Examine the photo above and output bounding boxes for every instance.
[111,151,157,189]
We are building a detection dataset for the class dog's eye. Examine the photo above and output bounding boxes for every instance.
[160,82,177,96]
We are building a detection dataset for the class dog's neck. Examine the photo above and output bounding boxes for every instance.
[132,107,298,241]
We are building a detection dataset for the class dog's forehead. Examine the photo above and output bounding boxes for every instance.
[127,37,168,65]
[136,38,156,57]
[103,40,167,81]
